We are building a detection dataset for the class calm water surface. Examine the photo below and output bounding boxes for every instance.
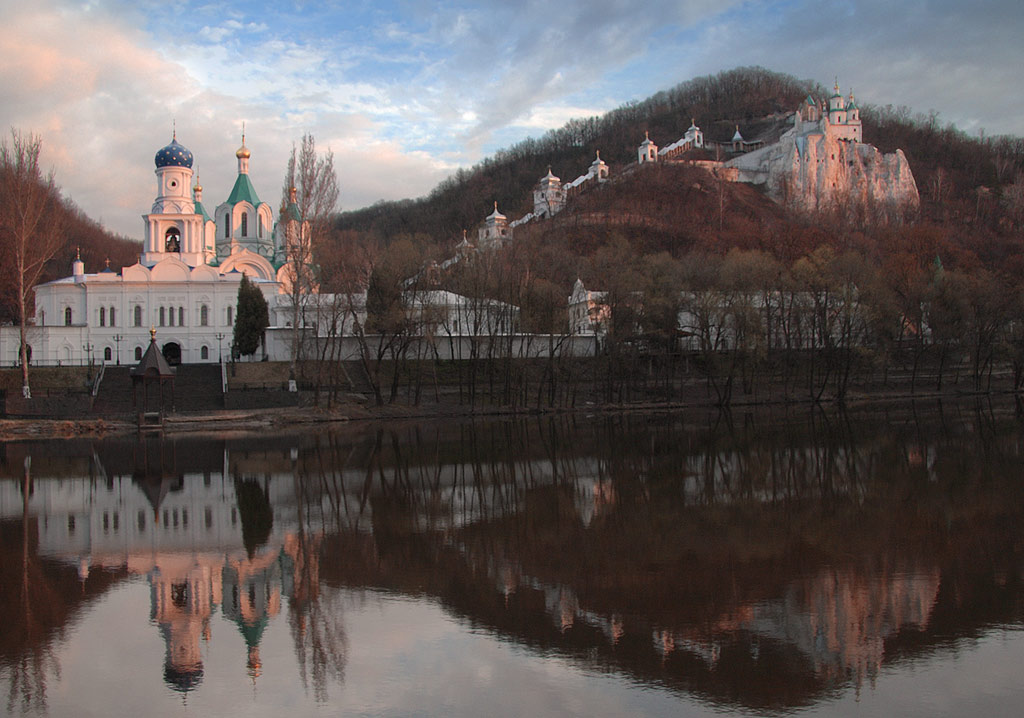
[1,401,1023,717]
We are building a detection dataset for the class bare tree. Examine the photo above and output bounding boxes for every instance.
[0,130,65,398]
[280,134,339,373]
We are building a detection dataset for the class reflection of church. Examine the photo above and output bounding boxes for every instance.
[3,447,315,693]
[0,132,310,366]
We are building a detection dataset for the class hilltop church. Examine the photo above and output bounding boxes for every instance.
[1,133,310,367]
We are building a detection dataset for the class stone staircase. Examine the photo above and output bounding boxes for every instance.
[341,361,375,395]
[91,364,224,417]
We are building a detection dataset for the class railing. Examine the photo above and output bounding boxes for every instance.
[91,362,106,397]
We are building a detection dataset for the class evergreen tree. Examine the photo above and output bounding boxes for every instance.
[233,274,269,358]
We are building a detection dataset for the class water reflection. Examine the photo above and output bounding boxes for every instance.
[1,401,1023,714]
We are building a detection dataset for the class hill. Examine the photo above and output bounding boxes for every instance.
[337,67,822,246]
[329,66,1024,279]
[0,143,141,323]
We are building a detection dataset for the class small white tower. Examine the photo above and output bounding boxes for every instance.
[827,79,847,125]
[72,247,85,283]
[638,132,658,164]
[589,151,609,181]
[533,167,565,218]
[215,131,275,260]
[478,202,509,246]
[683,119,703,149]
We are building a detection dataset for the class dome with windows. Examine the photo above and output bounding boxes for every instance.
[155,137,194,168]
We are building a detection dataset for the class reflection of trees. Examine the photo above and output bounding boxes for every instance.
[288,450,347,702]
[3,458,61,714]
[234,475,273,558]
[294,404,1024,709]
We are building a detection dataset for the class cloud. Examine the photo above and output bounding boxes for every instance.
[683,0,1024,136]
[2,0,1022,241]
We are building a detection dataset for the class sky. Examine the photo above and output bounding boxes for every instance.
[1,0,1022,240]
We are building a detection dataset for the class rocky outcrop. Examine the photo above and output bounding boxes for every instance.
[726,119,919,221]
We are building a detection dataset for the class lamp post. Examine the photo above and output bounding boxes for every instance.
[112,334,123,365]
[82,342,93,367]
[215,332,225,362]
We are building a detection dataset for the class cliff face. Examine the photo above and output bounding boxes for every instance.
[726,120,920,221]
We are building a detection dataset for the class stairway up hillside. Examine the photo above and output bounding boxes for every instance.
[91,364,224,417]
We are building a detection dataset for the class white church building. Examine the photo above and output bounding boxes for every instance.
[0,133,312,366]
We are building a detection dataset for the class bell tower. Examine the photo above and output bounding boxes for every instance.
[143,132,206,267]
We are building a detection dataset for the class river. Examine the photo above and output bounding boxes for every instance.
[1,400,1023,716]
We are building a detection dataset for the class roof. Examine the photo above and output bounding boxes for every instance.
[486,202,506,221]
[154,137,193,169]
[131,332,176,379]
[225,172,264,208]
[195,199,212,222]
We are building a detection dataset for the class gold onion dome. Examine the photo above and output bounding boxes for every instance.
[236,135,251,159]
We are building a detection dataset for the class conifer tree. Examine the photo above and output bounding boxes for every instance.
[233,274,269,358]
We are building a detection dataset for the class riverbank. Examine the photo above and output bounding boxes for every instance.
[1,381,1019,441]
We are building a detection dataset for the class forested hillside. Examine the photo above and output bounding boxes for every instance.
[332,66,1024,268]
[0,138,140,324]
[337,67,822,245]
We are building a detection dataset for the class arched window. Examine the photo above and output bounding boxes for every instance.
[258,215,263,238]
[200,304,209,326]
[168,307,174,327]
[179,307,185,326]
[99,307,106,327]
[227,306,233,325]
[224,217,230,239]
[159,307,166,326]
[64,307,72,326]
[165,227,181,253]
[200,346,209,360]
[104,347,112,361]
[109,307,116,326]
[241,212,248,237]
[135,346,143,361]
[38,310,44,326]
[133,305,142,327]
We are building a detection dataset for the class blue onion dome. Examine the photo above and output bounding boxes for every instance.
[155,136,194,168]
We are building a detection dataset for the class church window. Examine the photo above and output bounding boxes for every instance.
[200,304,209,326]
[179,307,185,326]
[224,217,230,239]
[168,307,174,326]
[258,215,263,238]
[135,346,143,361]
[109,307,116,326]
[201,345,209,360]
[159,307,166,326]
[99,307,105,327]
[241,212,248,237]
[137,510,146,532]
[64,307,72,326]
[39,310,44,326]
[104,347,112,361]
[227,306,233,325]
[133,305,142,327]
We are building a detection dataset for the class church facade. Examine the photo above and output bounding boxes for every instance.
[1,133,310,366]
